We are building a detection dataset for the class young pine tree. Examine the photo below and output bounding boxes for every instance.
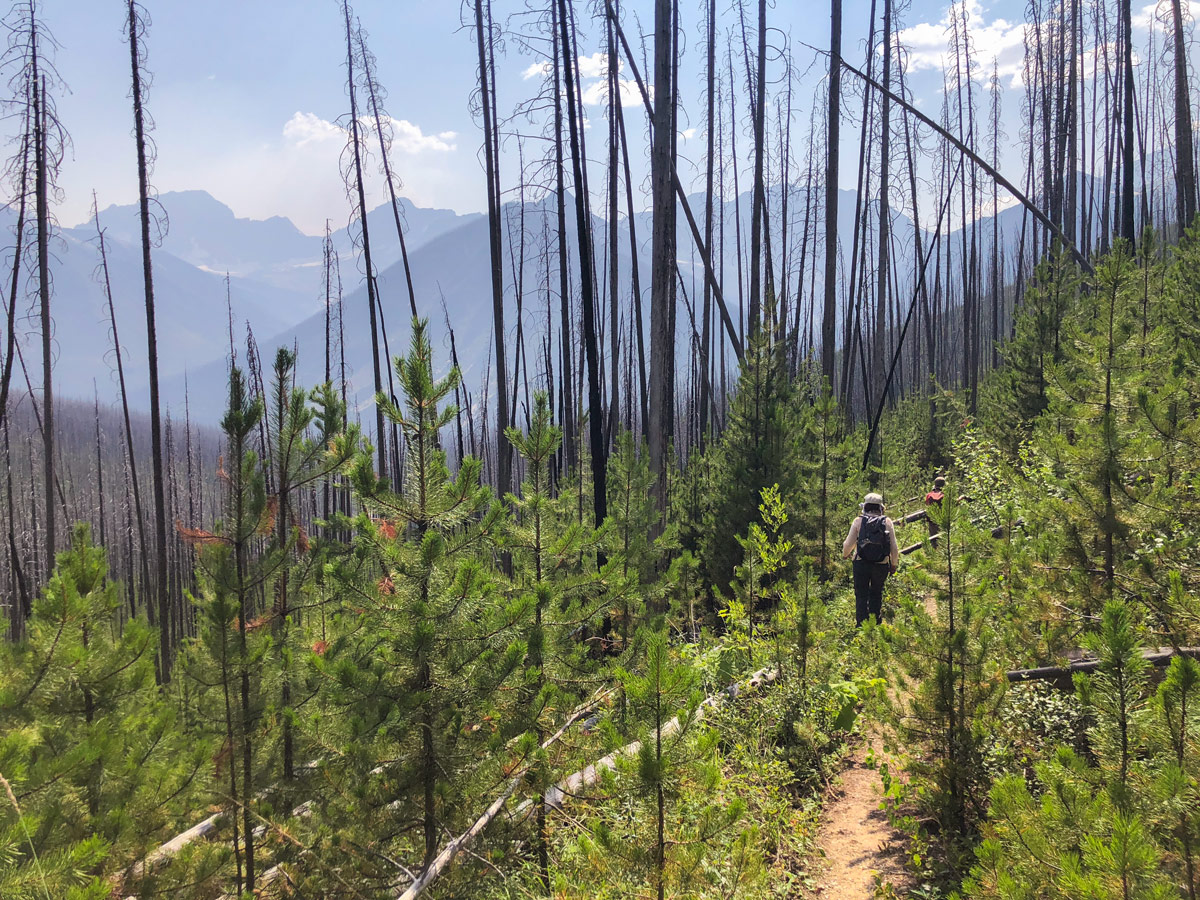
[966,601,1170,900]
[504,391,606,891]
[265,347,358,781]
[1040,247,1146,612]
[587,629,744,899]
[887,491,1004,843]
[346,318,519,869]
[1153,642,1200,899]
[983,249,1079,452]
[0,525,209,898]
[184,366,279,894]
[698,327,799,596]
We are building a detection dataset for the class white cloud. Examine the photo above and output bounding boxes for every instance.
[576,52,608,79]
[522,53,624,85]
[680,128,696,140]
[1133,0,1200,28]
[391,120,457,153]
[580,77,642,107]
[898,0,1195,90]
[895,0,1028,86]
[522,61,550,80]
[282,111,455,154]
[156,112,469,234]
[283,111,343,147]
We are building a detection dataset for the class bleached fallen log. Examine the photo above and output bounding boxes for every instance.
[118,759,321,894]
[395,670,778,899]
[392,693,609,900]
[122,811,224,886]
[506,665,778,823]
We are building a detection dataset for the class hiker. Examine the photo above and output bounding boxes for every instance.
[924,475,946,540]
[842,492,900,627]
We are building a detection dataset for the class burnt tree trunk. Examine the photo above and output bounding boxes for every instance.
[648,0,676,508]
[822,0,843,392]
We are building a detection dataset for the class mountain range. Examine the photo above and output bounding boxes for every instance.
[8,184,1044,425]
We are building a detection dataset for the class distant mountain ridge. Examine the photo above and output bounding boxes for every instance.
[0,190,482,414]
[85,190,482,295]
[16,185,1079,427]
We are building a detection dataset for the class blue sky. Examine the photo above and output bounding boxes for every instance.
[20,0,1197,235]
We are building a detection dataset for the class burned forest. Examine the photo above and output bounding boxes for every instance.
[2,0,1200,896]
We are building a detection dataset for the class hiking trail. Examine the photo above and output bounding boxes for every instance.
[808,580,935,899]
[809,735,914,899]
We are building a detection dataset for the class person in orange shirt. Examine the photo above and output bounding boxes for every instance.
[924,475,946,541]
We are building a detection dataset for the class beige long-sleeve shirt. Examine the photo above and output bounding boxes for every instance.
[842,515,900,568]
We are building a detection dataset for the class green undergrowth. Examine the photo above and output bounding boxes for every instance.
[460,585,884,900]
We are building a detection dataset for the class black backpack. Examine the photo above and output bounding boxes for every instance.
[857,514,890,563]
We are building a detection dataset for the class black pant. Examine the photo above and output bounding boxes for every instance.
[853,559,889,626]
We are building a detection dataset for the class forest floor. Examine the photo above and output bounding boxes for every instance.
[808,734,914,899]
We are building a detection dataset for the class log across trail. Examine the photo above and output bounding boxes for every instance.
[1008,647,1200,689]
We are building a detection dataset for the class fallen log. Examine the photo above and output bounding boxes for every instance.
[121,811,223,886]
[398,666,778,900]
[116,759,321,894]
[513,665,778,818]
[899,519,1024,556]
[1007,647,1200,690]
[392,692,610,900]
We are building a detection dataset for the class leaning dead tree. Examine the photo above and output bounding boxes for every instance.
[93,195,151,625]
[341,0,388,485]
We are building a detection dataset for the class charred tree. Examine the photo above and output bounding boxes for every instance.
[556,0,606,525]
[342,0,388,485]
[1171,0,1197,229]
[822,0,843,392]
[648,0,676,508]
[474,0,512,502]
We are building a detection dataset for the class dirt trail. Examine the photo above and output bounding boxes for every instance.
[809,737,914,899]
[808,535,933,898]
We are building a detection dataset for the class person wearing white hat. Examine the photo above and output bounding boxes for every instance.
[842,492,900,626]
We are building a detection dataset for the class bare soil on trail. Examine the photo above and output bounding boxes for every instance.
[808,738,915,899]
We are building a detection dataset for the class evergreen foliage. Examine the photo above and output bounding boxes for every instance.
[696,328,801,595]
[0,526,209,897]
[588,628,744,900]
[339,318,518,868]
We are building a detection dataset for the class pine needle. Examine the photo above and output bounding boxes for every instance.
[0,770,51,900]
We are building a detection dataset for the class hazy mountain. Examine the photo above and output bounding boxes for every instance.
[5,209,299,406]
[28,183,1106,426]
[158,185,1023,424]
[171,193,647,423]
[85,190,317,291]
[84,191,482,295]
